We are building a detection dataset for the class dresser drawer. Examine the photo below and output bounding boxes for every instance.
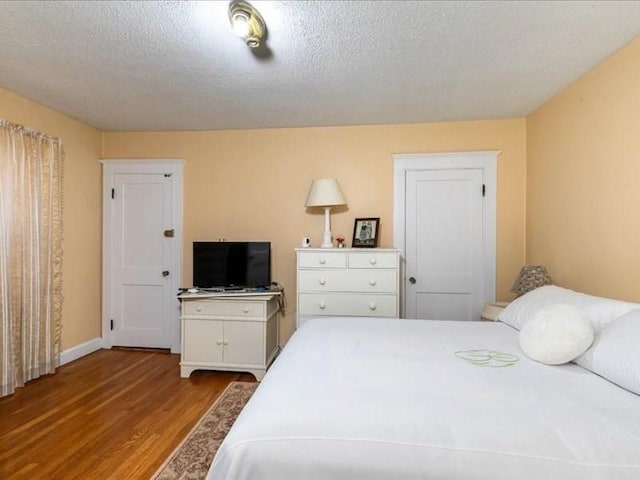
[298,269,397,293]
[298,293,397,317]
[183,299,266,318]
[297,251,347,269]
[348,251,398,269]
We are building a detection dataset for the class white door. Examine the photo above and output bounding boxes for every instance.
[102,160,183,351]
[394,152,497,321]
[406,169,483,320]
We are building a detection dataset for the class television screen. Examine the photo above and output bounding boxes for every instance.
[193,241,271,289]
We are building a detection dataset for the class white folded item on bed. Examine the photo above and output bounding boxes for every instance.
[208,317,640,480]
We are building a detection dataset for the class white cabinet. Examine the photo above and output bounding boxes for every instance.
[296,248,400,327]
[179,294,280,380]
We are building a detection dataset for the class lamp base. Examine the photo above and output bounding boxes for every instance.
[320,206,334,248]
[320,231,333,248]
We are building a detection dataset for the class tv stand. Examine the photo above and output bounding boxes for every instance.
[183,285,282,295]
[178,292,281,380]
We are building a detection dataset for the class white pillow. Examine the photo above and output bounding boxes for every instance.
[576,309,640,395]
[498,285,639,332]
[519,304,594,365]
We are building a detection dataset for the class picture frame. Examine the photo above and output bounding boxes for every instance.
[352,217,380,248]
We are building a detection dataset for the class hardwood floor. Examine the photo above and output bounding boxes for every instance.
[0,349,255,479]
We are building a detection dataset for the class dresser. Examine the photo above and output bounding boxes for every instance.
[296,248,400,327]
[178,293,280,380]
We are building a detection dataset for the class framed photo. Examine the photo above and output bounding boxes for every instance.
[352,218,380,248]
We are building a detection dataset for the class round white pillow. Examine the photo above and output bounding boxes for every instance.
[519,304,594,365]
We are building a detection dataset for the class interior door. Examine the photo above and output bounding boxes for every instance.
[405,168,484,321]
[103,161,182,351]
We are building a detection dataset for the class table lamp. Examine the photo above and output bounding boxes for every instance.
[305,179,347,248]
[511,265,553,297]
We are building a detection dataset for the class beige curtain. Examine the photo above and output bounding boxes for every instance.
[0,118,64,397]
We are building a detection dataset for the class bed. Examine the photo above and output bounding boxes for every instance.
[207,287,640,480]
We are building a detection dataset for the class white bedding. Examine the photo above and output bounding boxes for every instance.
[208,317,640,480]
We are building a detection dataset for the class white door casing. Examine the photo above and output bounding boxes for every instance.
[102,160,183,352]
[393,152,498,321]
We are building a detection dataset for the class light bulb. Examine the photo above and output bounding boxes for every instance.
[231,12,251,38]
[228,1,266,49]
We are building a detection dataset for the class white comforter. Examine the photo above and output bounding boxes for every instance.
[208,317,640,480]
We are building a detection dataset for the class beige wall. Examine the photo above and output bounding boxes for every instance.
[104,120,527,341]
[526,36,640,302]
[0,90,528,350]
[0,86,103,350]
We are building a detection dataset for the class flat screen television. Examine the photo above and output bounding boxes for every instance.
[193,241,271,289]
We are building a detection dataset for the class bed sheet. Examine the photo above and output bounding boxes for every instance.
[208,317,640,480]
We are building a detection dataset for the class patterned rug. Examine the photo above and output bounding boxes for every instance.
[152,381,258,480]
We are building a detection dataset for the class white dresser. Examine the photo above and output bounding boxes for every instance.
[178,293,280,380]
[296,248,400,327]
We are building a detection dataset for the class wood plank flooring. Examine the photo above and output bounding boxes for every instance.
[0,349,255,479]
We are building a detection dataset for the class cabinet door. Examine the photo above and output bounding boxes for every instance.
[223,321,264,365]
[183,319,224,363]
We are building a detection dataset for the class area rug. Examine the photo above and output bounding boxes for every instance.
[152,381,258,480]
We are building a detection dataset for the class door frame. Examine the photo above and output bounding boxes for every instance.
[101,159,184,353]
[392,151,499,318]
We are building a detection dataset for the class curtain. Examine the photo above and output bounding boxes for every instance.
[0,118,64,397]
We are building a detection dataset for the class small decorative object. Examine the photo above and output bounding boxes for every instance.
[352,217,380,248]
[455,350,519,368]
[511,265,553,297]
[336,235,345,248]
[301,237,311,248]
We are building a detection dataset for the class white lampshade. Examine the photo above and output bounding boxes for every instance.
[305,179,346,207]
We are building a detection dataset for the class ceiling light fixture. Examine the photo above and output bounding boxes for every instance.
[228,1,266,49]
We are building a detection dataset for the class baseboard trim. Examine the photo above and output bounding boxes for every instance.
[60,337,104,366]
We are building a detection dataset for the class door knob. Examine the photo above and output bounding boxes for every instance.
[409,276,416,284]
[162,270,170,277]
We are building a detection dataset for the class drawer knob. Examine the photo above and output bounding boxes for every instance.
[196,306,203,312]
[319,257,326,265]
[369,279,377,286]
[318,301,326,310]
[216,339,222,345]
[243,307,250,313]
[369,302,377,311]
[223,340,229,345]
[369,258,377,265]
[319,277,326,286]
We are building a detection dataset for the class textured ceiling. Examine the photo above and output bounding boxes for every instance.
[1,1,639,132]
